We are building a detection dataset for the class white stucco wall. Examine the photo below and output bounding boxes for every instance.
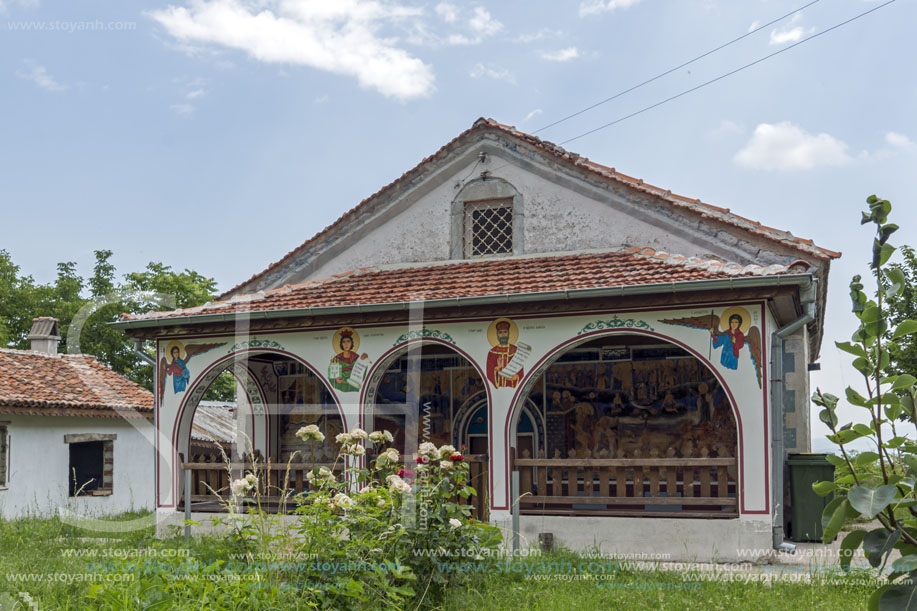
[0,415,154,520]
[155,302,772,519]
[295,151,798,286]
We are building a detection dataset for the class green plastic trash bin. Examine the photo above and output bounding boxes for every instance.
[787,453,836,542]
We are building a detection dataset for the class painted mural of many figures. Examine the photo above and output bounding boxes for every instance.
[486,317,531,389]
[661,306,763,388]
[328,327,369,392]
[159,341,226,402]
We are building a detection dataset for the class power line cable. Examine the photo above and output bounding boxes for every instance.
[533,0,822,135]
[558,0,897,146]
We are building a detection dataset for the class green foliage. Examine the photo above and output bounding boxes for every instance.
[206,427,502,609]
[814,195,917,610]
[884,245,917,380]
[0,249,228,397]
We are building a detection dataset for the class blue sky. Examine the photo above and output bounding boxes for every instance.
[1,0,915,446]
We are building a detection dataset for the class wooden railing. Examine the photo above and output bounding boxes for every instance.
[513,457,738,518]
[179,454,342,512]
[180,453,492,518]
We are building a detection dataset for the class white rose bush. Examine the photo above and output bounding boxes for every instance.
[209,425,501,609]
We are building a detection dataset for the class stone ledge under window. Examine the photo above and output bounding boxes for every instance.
[64,433,117,444]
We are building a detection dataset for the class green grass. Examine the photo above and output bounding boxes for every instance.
[0,514,878,610]
[441,552,877,611]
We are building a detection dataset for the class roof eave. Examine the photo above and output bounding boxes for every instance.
[113,273,814,331]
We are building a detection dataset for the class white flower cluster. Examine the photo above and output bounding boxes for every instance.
[386,474,412,494]
[332,493,353,509]
[306,466,336,483]
[295,424,325,442]
[417,443,460,469]
[230,472,258,496]
[449,518,462,529]
[369,430,394,444]
[376,448,400,464]
[337,428,395,457]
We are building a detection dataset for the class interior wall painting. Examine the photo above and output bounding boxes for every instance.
[328,327,370,392]
[158,341,225,402]
[659,306,763,388]
[486,317,531,389]
[536,350,737,462]
[278,366,342,461]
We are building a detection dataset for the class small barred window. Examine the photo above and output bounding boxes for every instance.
[464,199,513,257]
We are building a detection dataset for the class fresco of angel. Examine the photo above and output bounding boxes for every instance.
[159,341,225,402]
[661,307,762,388]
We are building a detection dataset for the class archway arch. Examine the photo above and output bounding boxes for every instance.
[361,338,494,517]
[361,338,491,455]
[505,329,745,516]
[170,349,344,503]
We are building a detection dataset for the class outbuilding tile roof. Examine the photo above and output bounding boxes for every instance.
[125,247,801,323]
[0,349,153,418]
[222,117,839,299]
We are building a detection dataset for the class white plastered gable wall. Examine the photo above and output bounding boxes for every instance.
[242,131,810,291]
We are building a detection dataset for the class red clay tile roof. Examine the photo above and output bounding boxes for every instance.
[126,247,801,323]
[220,117,840,299]
[0,349,153,418]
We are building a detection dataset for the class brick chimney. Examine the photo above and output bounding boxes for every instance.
[29,317,60,354]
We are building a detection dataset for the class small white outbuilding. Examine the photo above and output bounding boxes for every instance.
[0,317,154,519]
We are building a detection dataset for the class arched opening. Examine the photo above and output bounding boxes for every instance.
[509,333,740,518]
[365,340,498,518]
[174,350,344,512]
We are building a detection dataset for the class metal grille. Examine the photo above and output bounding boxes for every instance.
[465,199,513,257]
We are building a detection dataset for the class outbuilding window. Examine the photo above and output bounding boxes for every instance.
[464,199,514,257]
[65,434,115,496]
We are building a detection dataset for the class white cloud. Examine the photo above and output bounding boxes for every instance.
[468,6,502,36]
[885,131,915,150]
[170,103,194,116]
[769,13,814,45]
[734,121,853,171]
[15,61,66,91]
[170,76,207,115]
[540,47,579,62]
[514,28,562,43]
[405,4,502,48]
[578,0,641,17]
[434,1,457,23]
[470,62,514,84]
[747,20,759,32]
[148,0,435,101]
[710,119,743,137]
[0,0,40,12]
[524,108,542,122]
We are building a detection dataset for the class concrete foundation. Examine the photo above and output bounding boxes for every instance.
[493,515,774,562]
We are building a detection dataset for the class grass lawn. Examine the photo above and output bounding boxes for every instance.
[0,514,877,610]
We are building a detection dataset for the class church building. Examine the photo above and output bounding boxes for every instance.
[115,118,839,560]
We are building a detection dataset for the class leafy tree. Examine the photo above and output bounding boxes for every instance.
[885,245,917,379]
[813,195,917,610]
[0,250,233,400]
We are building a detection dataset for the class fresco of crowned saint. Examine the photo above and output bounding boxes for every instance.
[158,341,225,402]
[486,318,524,389]
[328,327,368,392]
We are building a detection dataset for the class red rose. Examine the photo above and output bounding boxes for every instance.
[460,444,467,451]
[415,457,428,464]
[398,469,414,478]
[450,454,464,462]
